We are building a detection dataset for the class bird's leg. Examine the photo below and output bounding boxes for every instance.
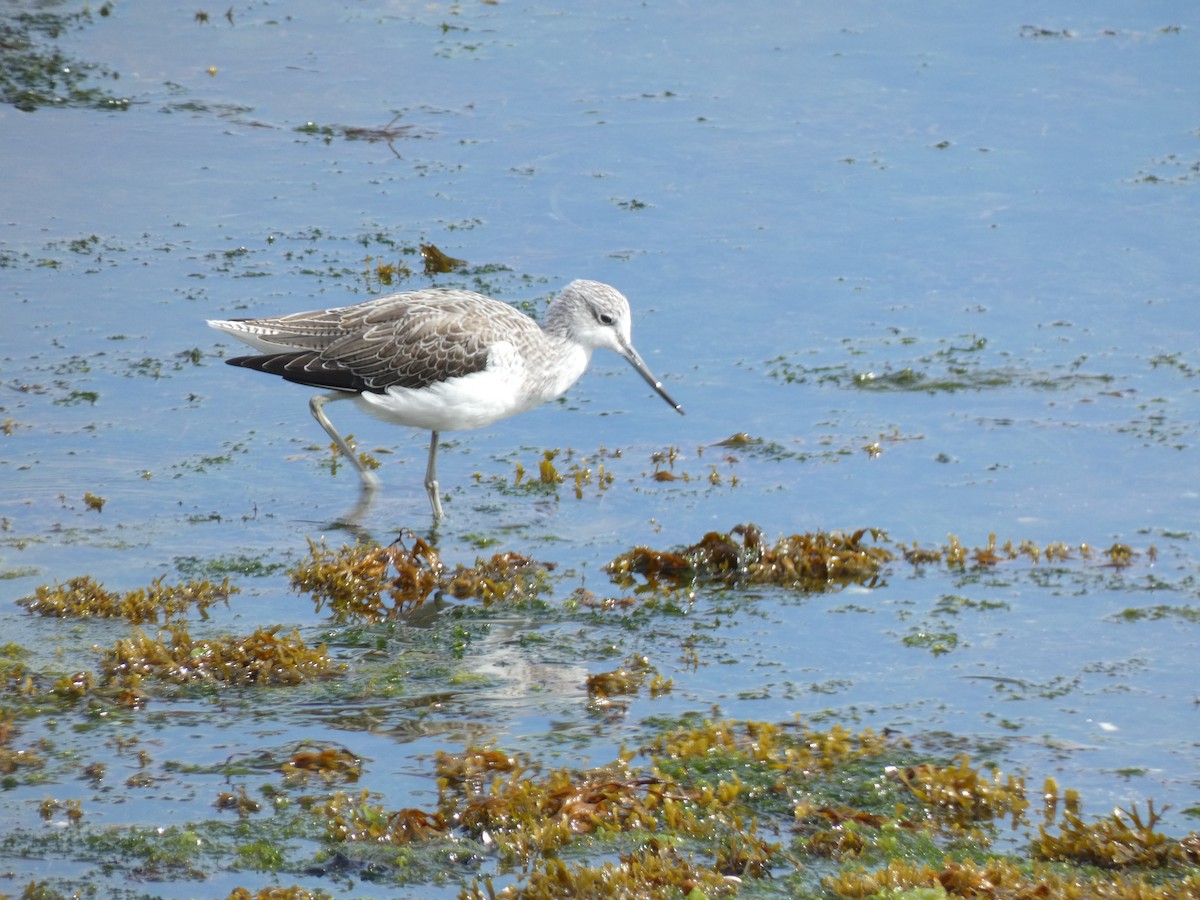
[425,430,445,519]
[309,393,380,491]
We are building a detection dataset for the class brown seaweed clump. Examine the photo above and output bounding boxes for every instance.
[18,575,236,623]
[607,523,894,592]
[289,533,443,623]
[419,242,466,275]
[312,740,770,894]
[290,535,553,622]
[314,789,448,846]
[899,533,1149,570]
[463,840,741,899]
[227,888,331,900]
[1033,799,1190,868]
[824,856,1200,899]
[98,624,342,688]
[445,551,549,605]
[284,717,1200,899]
[887,754,1029,829]
[586,655,672,710]
[648,718,888,778]
[281,745,362,784]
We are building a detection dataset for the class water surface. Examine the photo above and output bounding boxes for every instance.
[2,1,1198,895]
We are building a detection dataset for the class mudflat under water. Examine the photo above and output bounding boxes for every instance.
[1,2,1198,896]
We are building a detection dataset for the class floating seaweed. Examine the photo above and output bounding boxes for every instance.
[227,887,332,900]
[419,242,466,275]
[289,533,443,623]
[214,786,261,817]
[436,746,522,805]
[607,524,894,592]
[463,839,741,898]
[824,855,1200,898]
[315,789,447,846]
[648,718,888,777]
[445,551,549,606]
[18,575,236,623]
[440,755,673,851]
[98,624,342,688]
[608,525,1154,598]
[1034,798,1190,868]
[586,655,672,711]
[887,754,1029,828]
[281,745,362,784]
[290,534,552,622]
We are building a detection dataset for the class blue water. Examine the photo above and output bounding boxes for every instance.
[2,1,1198,895]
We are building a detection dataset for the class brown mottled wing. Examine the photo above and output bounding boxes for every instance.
[225,289,542,394]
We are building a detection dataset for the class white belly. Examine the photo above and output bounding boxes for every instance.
[354,340,590,432]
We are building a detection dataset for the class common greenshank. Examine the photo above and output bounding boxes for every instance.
[207,280,682,518]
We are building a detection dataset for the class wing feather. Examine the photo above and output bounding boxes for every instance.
[218,288,545,393]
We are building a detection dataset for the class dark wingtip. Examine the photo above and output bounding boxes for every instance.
[223,353,368,393]
[225,354,269,370]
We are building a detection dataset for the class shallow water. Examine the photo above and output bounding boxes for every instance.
[2,1,1198,895]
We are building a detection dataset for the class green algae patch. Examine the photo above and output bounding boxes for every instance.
[174,553,287,580]
[1110,604,1200,624]
[0,5,129,112]
[767,334,1118,396]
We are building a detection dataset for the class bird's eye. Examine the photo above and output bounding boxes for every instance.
[597,312,615,326]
